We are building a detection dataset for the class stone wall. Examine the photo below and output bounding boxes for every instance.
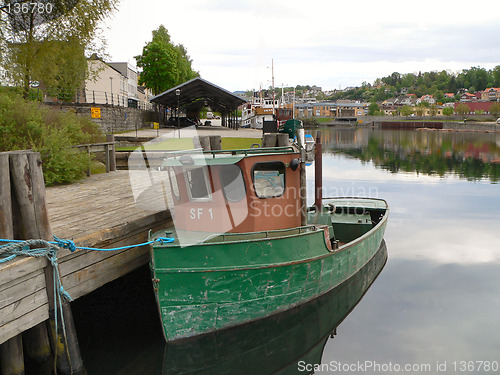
[43,103,158,133]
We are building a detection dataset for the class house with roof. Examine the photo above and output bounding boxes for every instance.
[400,94,417,106]
[481,88,500,101]
[380,98,400,115]
[416,94,435,105]
[460,92,477,102]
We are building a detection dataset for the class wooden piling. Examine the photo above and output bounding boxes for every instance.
[199,136,211,151]
[262,134,278,147]
[209,135,222,151]
[0,337,24,375]
[106,135,116,172]
[22,324,52,372]
[0,153,24,375]
[277,133,289,147]
[0,153,13,240]
[8,151,85,375]
[314,131,323,211]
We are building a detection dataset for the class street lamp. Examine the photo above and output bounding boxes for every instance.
[176,89,181,138]
[110,77,113,106]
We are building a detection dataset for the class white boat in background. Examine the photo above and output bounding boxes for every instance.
[241,92,294,129]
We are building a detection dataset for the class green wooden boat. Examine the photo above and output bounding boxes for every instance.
[149,135,388,342]
[162,241,388,374]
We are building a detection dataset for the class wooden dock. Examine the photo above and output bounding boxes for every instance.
[0,170,171,346]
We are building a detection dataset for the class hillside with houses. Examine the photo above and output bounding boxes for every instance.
[251,67,500,120]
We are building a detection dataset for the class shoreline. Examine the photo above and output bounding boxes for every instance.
[304,119,500,133]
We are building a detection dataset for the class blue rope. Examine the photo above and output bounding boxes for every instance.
[0,235,175,354]
[0,235,175,256]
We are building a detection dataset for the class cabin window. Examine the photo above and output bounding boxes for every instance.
[167,167,180,200]
[184,166,212,201]
[252,162,285,198]
[220,165,246,202]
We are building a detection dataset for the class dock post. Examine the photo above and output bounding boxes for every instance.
[209,135,222,151]
[0,153,26,375]
[199,136,211,151]
[0,337,25,375]
[314,131,323,211]
[262,134,277,147]
[22,324,52,373]
[277,133,289,147]
[106,134,116,172]
[9,151,85,375]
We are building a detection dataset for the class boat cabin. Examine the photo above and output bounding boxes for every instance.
[160,147,302,234]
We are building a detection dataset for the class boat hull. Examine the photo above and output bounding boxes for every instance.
[151,198,388,342]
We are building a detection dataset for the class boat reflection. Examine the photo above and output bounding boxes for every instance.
[320,128,500,181]
[162,241,388,375]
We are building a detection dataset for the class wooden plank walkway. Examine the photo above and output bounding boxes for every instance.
[1,171,171,345]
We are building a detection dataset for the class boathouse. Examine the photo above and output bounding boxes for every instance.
[150,77,246,129]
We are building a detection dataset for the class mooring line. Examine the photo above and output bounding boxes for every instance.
[0,235,175,365]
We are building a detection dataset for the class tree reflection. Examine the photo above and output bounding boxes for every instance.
[322,129,500,182]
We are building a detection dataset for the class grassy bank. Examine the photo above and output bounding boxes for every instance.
[117,137,259,151]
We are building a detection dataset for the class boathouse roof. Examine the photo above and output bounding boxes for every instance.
[150,77,246,114]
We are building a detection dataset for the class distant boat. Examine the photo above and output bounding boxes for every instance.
[149,133,389,342]
[241,91,293,129]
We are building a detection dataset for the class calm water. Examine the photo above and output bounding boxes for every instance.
[72,128,500,374]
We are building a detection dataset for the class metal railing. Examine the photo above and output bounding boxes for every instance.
[33,88,154,110]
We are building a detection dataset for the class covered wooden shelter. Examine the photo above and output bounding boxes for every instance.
[150,77,246,128]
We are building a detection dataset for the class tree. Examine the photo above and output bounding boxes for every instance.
[400,105,414,117]
[175,44,198,84]
[368,102,381,116]
[415,104,426,116]
[443,107,454,116]
[135,25,199,95]
[455,103,470,116]
[0,0,119,97]
[490,103,500,117]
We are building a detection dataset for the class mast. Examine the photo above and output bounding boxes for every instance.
[272,59,275,117]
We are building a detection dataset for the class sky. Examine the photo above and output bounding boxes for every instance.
[103,0,500,92]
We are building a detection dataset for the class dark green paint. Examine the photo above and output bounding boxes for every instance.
[150,198,388,341]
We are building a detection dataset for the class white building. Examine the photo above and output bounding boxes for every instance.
[85,59,128,106]
[109,62,139,107]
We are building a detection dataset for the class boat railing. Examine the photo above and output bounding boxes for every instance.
[204,225,320,244]
[162,146,297,159]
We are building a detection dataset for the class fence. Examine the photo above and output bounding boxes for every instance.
[33,88,154,110]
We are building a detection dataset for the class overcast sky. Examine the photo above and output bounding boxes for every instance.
[104,0,500,92]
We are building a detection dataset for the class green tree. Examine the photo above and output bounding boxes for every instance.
[175,44,198,84]
[400,105,414,117]
[490,102,500,117]
[492,66,500,87]
[0,0,119,98]
[368,102,380,116]
[443,107,454,116]
[135,25,199,95]
[455,103,470,115]
[415,104,426,116]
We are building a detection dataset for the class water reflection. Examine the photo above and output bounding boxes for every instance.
[162,241,388,375]
[319,128,500,182]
